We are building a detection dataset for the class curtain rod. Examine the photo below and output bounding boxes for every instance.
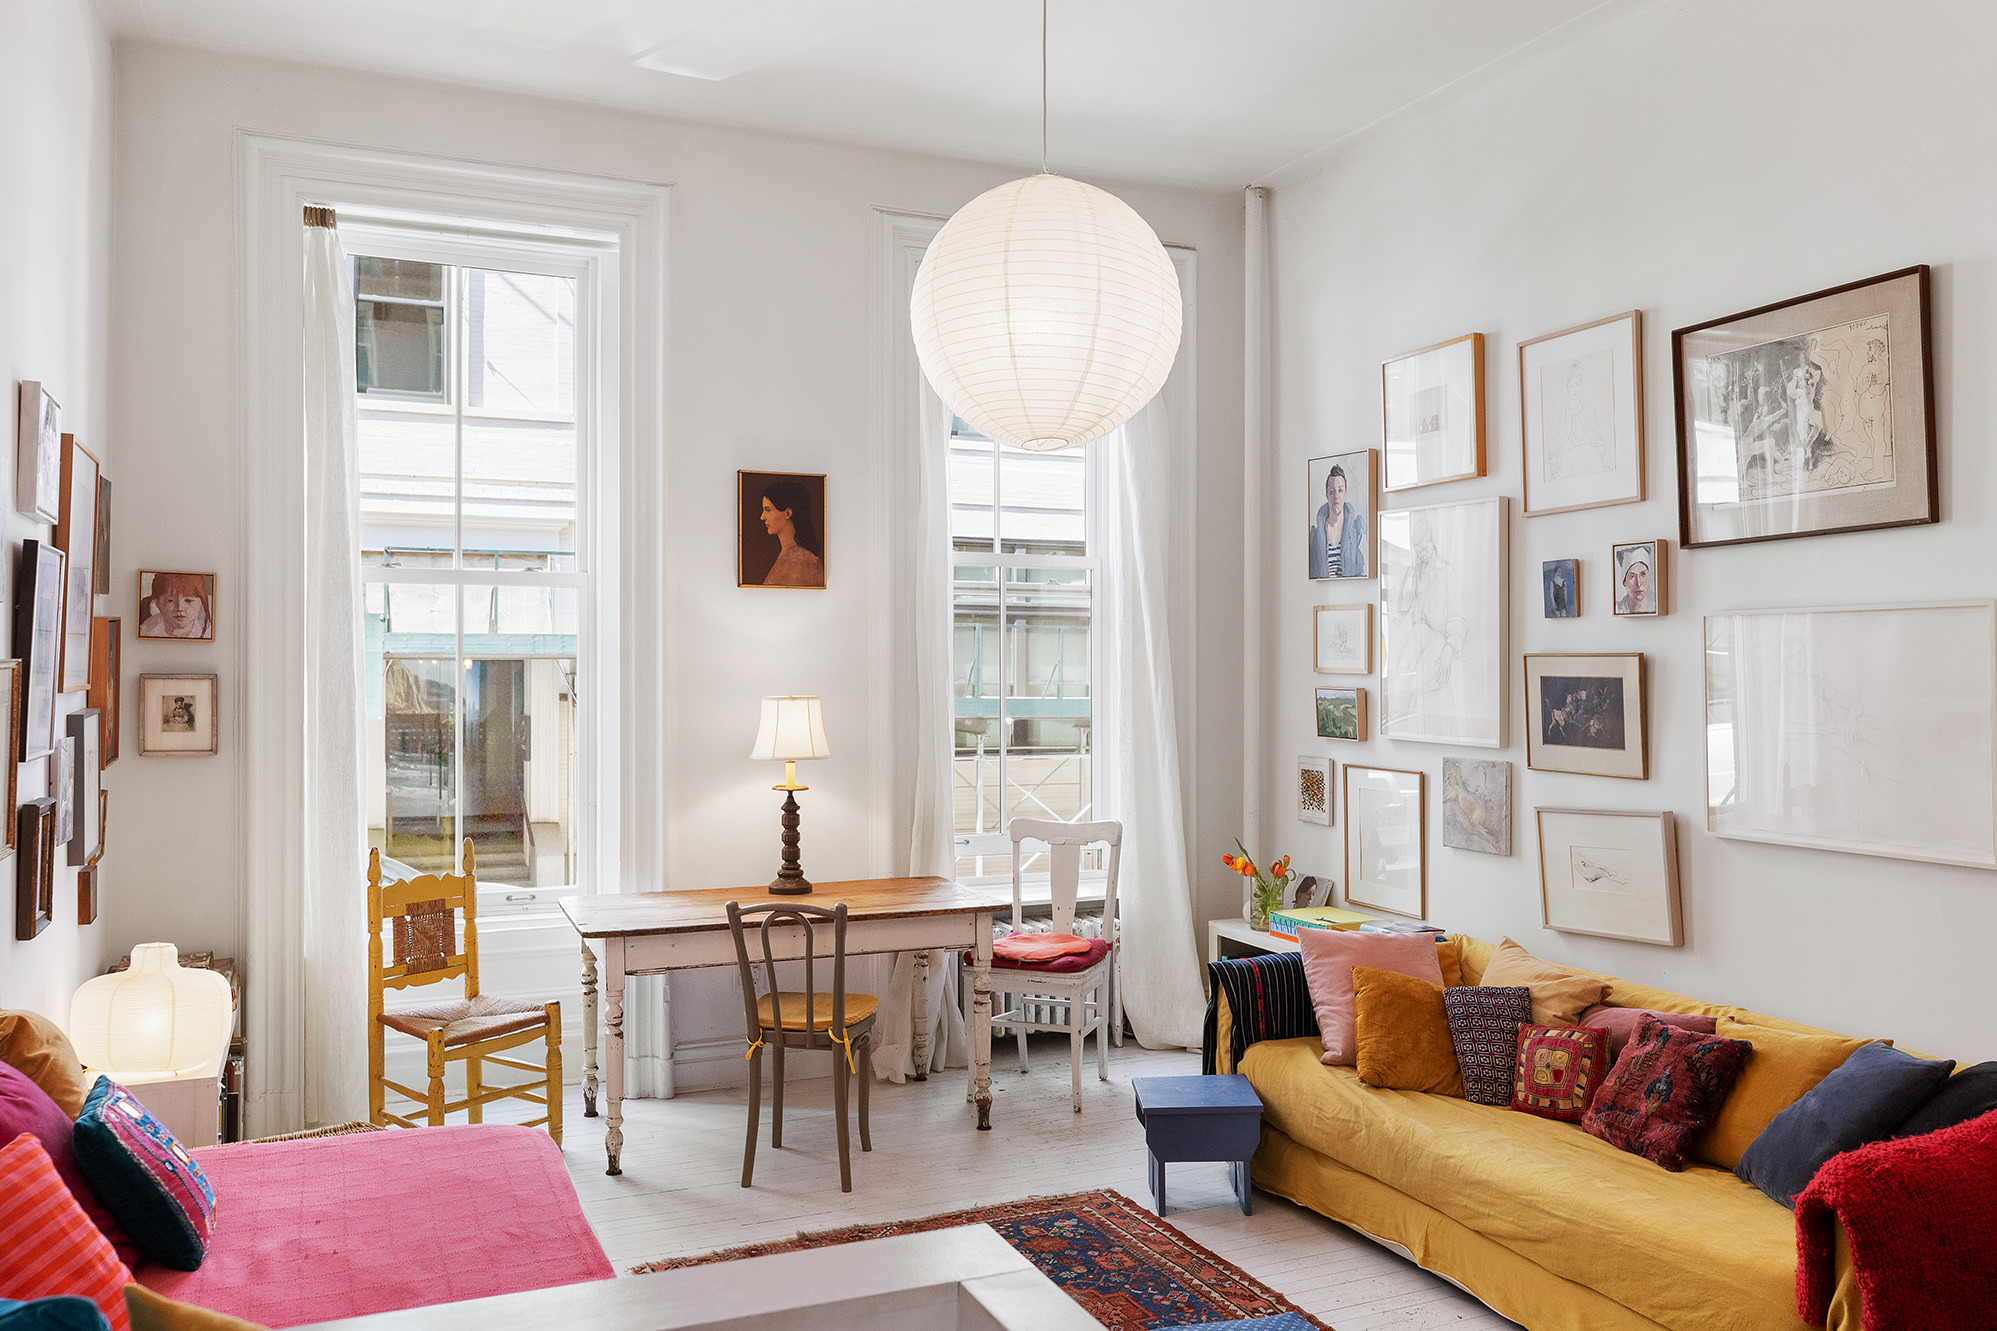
[303,205,337,229]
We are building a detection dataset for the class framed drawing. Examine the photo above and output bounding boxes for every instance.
[1705,602,1996,869]
[138,674,220,757]
[1298,755,1332,826]
[1345,765,1425,918]
[1542,558,1579,619]
[89,618,118,765]
[14,799,55,941]
[1306,449,1376,579]
[1611,539,1666,617]
[1673,266,1935,549]
[1525,653,1648,780]
[67,709,102,866]
[55,435,98,691]
[738,471,826,588]
[1442,757,1510,856]
[1315,687,1367,741]
[1382,333,1484,491]
[0,662,16,856]
[14,541,64,761]
[1313,604,1372,674]
[1379,496,1508,747]
[1519,311,1644,516]
[16,382,60,524]
[136,570,215,641]
[54,738,73,847]
[1536,808,1682,946]
[77,864,98,927]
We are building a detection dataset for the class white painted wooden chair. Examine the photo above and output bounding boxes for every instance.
[990,818,1123,1113]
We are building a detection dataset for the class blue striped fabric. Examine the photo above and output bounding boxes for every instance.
[1172,1313,1317,1329]
[1202,954,1319,1075]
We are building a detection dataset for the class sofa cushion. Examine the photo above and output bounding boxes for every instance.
[73,1081,214,1273]
[1296,930,1443,1066]
[121,1286,262,1331]
[1444,985,1531,1106]
[1694,1018,1872,1169]
[0,1011,96,1119]
[0,1133,132,1331]
[0,1063,135,1268]
[1578,1004,1718,1061]
[1477,939,1608,1027]
[1511,1024,1608,1122]
[1582,1014,1751,1171]
[1737,1041,1956,1208]
[1351,968,1460,1096]
[1896,1060,1997,1139]
[0,1298,111,1331]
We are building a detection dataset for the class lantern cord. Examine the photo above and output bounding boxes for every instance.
[1041,0,1049,173]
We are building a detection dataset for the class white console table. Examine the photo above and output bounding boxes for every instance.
[1205,917,1300,966]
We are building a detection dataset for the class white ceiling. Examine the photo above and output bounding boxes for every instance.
[98,0,1615,187]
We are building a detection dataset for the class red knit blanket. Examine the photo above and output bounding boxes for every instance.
[1795,1108,1997,1329]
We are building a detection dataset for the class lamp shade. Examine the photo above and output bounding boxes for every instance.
[69,943,233,1082]
[911,172,1182,452]
[751,695,831,761]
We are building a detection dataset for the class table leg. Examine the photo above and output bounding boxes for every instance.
[581,938,600,1118]
[605,944,626,1175]
[972,912,993,1130]
[1232,1158,1254,1215]
[911,950,931,1082]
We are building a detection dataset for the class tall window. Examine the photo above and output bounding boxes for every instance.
[949,419,1098,879]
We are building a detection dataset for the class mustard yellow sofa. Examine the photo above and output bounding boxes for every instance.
[1213,934,1865,1331]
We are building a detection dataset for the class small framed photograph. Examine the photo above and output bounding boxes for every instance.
[1542,558,1580,619]
[1298,755,1333,826]
[55,436,99,691]
[1315,686,1367,741]
[1442,756,1511,856]
[14,798,55,941]
[88,618,119,766]
[1611,539,1667,617]
[66,709,102,866]
[1313,604,1373,674]
[14,541,65,761]
[137,570,216,641]
[138,673,219,757]
[738,471,826,588]
[53,738,73,847]
[1306,449,1376,579]
[1536,808,1682,947]
[1382,333,1484,491]
[16,381,61,524]
[1518,311,1644,516]
[1344,765,1425,919]
[1525,653,1648,780]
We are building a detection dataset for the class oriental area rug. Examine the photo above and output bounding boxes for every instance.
[632,1188,1330,1329]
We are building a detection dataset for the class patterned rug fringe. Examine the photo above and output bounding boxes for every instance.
[248,1121,387,1143]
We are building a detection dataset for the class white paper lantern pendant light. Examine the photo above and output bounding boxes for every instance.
[911,2,1182,452]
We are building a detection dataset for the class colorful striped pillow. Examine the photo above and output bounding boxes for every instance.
[0,1133,131,1330]
[71,1081,215,1272]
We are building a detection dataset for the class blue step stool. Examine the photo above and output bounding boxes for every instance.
[1131,1073,1264,1216]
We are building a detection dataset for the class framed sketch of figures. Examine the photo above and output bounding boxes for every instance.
[1298,755,1332,826]
[1382,334,1484,491]
[1442,757,1510,856]
[1537,809,1682,946]
[1313,604,1372,674]
[1673,266,1935,549]
[1519,311,1644,516]
[13,541,64,762]
[55,436,99,692]
[1345,765,1425,919]
[16,382,60,524]
[1379,496,1508,747]
[1705,602,1996,869]
[1525,653,1648,779]
[738,471,827,588]
[1306,449,1375,579]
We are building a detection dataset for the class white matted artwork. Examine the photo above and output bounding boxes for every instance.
[1442,757,1510,856]
[16,381,61,524]
[1518,311,1644,516]
[1382,334,1484,491]
[1705,602,1997,869]
[1378,496,1508,747]
[1536,808,1682,946]
[1344,765,1425,918]
[1313,604,1372,674]
[1298,755,1332,826]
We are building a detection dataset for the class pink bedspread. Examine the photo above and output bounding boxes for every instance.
[135,1124,612,1327]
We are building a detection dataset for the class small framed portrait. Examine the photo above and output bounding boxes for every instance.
[1611,540,1667,617]
[1526,653,1648,780]
[88,618,119,766]
[1542,558,1579,619]
[1382,333,1485,491]
[1313,604,1373,674]
[1305,449,1376,580]
[14,798,55,941]
[1297,755,1332,826]
[1315,686,1367,741]
[738,471,826,588]
[13,541,64,761]
[1518,311,1644,516]
[137,570,216,640]
[138,673,219,757]
[1537,808,1682,947]
[16,381,61,524]
[55,435,99,691]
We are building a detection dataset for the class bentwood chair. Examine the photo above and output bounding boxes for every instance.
[727,900,878,1193]
[367,841,562,1143]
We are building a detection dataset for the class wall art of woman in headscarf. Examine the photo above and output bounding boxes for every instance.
[137,569,216,640]
[738,472,826,589]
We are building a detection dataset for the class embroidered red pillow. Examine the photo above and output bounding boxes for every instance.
[1511,1024,1608,1121]
[0,1132,132,1330]
[1582,1012,1753,1171]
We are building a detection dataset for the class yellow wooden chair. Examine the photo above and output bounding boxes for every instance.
[367,840,562,1143]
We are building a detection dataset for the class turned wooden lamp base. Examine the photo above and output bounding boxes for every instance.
[769,765,813,895]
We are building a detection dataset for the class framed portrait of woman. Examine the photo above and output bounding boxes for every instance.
[1305,449,1376,580]
[137,569,216,641]
[738,472,827,589]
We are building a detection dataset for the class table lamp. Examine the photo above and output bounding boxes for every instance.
[751,695,830,895]
[69,943,232,1083]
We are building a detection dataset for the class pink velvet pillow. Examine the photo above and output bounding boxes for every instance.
[1298,929,1445,1065]
[1579,1005,1719,1061]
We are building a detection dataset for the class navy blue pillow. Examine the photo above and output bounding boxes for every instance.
[1895,1060,1997,1139]
[0,1298,110,1331]
[1737,1041,1956,1208]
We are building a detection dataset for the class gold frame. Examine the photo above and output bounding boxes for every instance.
[135,569,217,642]
[1381,331,1485,491]
[1343,764,1426,920]
[1313,603,1373,674]
[737,470,828,589]
[1517,310,1645,517]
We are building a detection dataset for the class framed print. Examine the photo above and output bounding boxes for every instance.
[1611,539,1667,617]
[1442,757,1511,856]
[138,673,219,757]
[92,474,111,595]
[1379,496,1508,747]
[1525,653,1649,780]
[1674,266,1935,549]
[55,435,98,691]
[1313,604,1372,674]
[1306,449,1376,579]
[1344,765,1425,918]
[54,738,73,847]
[1705,602,1996,869]
[88,617,118,765]
[1298,755,1332,826]
[136,570,215,641]
[1542,558,1580,619]
[0,662,16,856]
[738,471,826,588]
[16,381,60,523]
[78,863,98,926]
[1519,311,1644,516]
[1315,686,1367,741]
[1382,333,1485,491]
[14,541,64,761]
[14,799,54,941]
[1537,808,1682,946]
[67,709,102,866]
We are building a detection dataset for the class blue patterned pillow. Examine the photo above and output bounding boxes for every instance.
[1443,985,1532,1106]
[70,1077,216,1271]
[0,1298,110,1330]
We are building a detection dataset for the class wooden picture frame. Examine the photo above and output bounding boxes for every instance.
[1525,653,1649,780]
[136,569,216,642]
[77,863,98,926]
[1382,333,1485,491]
[67,708,102,866]
[737,471,827,588]
[1344,764,1426,919]
[16,382,61,524]
[1673,266,1936,549]
[1380,496,1509,747]
[55,435,99,692]
[89,617,119,765]
[92,473,112,595]
[138,674,220,757]
[14,541,65,761]
[1537,808,1682,946]
[14,798,55,941]
[1315,686,1367,741]
[1313,604,1373,674]
[1306,449,1377,580]
[1442,756,1511,856]
[1611,539,1667,617]
[1297,755,1332,826]
[0,662,17,857]
[1518,311,1644,516]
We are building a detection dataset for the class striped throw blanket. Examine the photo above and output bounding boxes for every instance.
[1202,953,1319,1075]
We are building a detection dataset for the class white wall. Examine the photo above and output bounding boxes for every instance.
[1,0,114,1018]
[1263,0,1997,1059]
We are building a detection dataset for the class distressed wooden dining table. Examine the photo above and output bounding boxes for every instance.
[560,876,1007,1176]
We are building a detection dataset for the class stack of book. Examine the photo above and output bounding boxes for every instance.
[1266,905,1377,941]
[1358,919,1448,940]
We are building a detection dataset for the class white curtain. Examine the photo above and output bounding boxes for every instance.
[1101,396,1206,1050]
[300,212,369,1125]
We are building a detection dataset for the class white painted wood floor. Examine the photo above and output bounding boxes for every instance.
[541,1037,1519,1330]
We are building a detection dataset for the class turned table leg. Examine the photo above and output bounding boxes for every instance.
[581,938,600,1118]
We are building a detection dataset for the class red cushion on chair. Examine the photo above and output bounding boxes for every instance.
[992,933,1095,964]
[966,938,1112,973]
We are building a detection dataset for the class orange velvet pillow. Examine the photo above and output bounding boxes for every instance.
[1479,938,1609,1028]
[1352,966,1463,1097]
[0,1010,95,1118]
